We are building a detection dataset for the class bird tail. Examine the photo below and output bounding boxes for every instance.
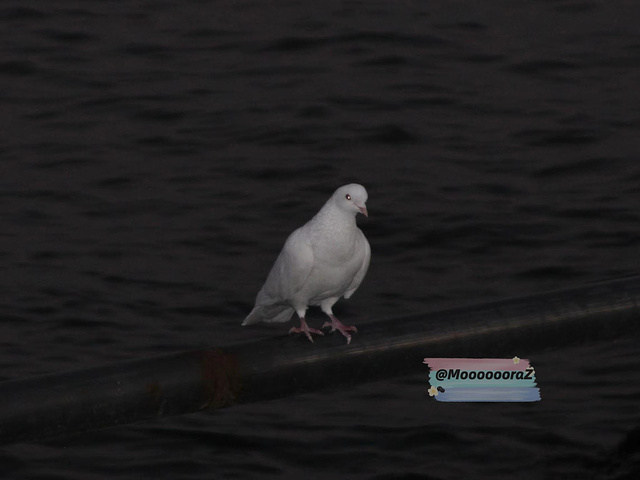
[242,303,295,325]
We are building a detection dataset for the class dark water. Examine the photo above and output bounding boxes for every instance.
[1,0,640,478]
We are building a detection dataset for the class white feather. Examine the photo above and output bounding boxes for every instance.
[243,184,370,326]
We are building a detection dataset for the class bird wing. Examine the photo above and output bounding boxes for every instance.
[261,227,315,302]
[343,233,371,299]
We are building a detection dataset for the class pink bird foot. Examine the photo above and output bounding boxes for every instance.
[289,317,324,343]
[322,315,358,344]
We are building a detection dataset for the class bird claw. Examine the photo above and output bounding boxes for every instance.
[322,316,358,344]
[289,320,324,343]
[322,322,358,334]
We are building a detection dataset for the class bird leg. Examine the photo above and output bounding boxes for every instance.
[289,317,324,343]
[322,315,358,345]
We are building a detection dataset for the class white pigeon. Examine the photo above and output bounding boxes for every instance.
[243,184,371,344]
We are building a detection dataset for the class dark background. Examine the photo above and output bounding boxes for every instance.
[1,1,639,478]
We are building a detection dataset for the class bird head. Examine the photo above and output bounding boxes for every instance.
[335,184,368,217]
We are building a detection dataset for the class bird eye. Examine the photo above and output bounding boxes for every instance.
[345,194,351,200]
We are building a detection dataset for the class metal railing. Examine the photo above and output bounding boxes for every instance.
[1,276,639,445]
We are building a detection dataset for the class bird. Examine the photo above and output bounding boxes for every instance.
[243,184,371,344]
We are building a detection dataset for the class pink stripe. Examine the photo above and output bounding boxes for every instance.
[423,358,531,371]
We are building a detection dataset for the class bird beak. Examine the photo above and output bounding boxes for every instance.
[358,205,368,217]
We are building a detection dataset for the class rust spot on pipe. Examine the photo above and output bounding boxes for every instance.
[146,381,162,396]
[145,381,167,417]
[196,349,241,409]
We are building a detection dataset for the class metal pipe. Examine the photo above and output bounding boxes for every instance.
[1,276,639,445]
